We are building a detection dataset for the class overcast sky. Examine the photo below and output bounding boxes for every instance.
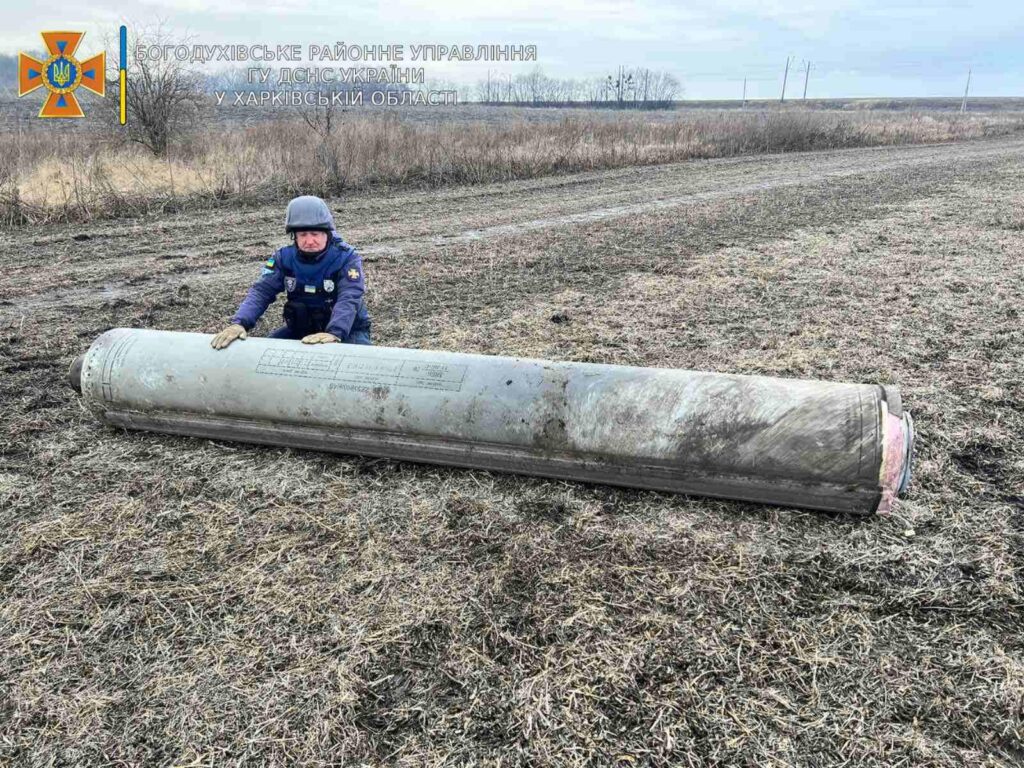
[4,1,1022,99]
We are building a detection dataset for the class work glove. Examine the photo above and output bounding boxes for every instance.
[302,332,340,345]
[211,323,247,350]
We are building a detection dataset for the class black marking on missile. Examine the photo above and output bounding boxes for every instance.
[255,349,340,380]
[101,333,138,403]
[255,349,467,392]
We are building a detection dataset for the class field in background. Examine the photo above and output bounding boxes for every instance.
[1,136,1022,765]
[2,103,1024,224]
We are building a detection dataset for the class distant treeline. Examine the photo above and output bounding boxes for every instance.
[471,67,681,108]
[3,52,1022,112]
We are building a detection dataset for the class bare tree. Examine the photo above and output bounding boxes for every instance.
[583,77,605,103]
[651,71,682,103]
[607,68,634,105]
[475,76,494,103]
[296,81,344,139]
[634,67,653,105]
[108,22,205,156]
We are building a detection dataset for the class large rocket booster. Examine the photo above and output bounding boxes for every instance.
[70,329,913,514]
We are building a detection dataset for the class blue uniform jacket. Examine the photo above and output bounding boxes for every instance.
[231,236,370,340]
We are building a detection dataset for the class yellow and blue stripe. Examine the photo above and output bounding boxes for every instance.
[118,25,127,125]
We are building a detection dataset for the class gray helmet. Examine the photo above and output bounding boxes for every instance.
[284,195,336,234]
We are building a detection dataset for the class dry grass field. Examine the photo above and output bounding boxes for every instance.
[3,107,1024,226]
[1,133,1023,765]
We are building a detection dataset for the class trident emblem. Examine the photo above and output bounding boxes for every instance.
[19,31,105,118]
[52,59,72,87]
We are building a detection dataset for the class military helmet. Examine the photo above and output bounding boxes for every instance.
[284,195,335,234]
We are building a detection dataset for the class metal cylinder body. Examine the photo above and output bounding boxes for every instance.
[72,329,913,514]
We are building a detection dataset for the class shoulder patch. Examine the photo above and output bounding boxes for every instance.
[347,267,360,281]
[265,256,276,268]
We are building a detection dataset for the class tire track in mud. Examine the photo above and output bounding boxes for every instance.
[3,135,1024,314]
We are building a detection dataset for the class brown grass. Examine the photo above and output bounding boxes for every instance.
[1,138,1023,766]
[3,109,1024,226]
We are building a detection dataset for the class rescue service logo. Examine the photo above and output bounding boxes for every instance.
[18,32,105,118]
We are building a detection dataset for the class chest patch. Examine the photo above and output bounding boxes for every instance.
[324,279,335,293]
[304,284,317,294]
[285,277,297,292]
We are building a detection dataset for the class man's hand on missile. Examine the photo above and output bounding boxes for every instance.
[211,324,247,350]
[302,332,340,345]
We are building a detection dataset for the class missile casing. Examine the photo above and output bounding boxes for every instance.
[70,329,913,514]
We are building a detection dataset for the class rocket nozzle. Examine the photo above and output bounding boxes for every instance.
[68,355,85,394]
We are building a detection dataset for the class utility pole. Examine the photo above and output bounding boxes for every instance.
[960,68,972,113]
[742,77,747,108]
[802,61,811,100]
[780,56,791,103]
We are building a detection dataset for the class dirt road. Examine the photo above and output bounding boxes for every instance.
[3,134,1023,313]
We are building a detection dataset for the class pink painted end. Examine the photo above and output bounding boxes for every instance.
[877,407,914,515]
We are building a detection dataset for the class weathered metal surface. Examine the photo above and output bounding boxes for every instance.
[71,328,914,514]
